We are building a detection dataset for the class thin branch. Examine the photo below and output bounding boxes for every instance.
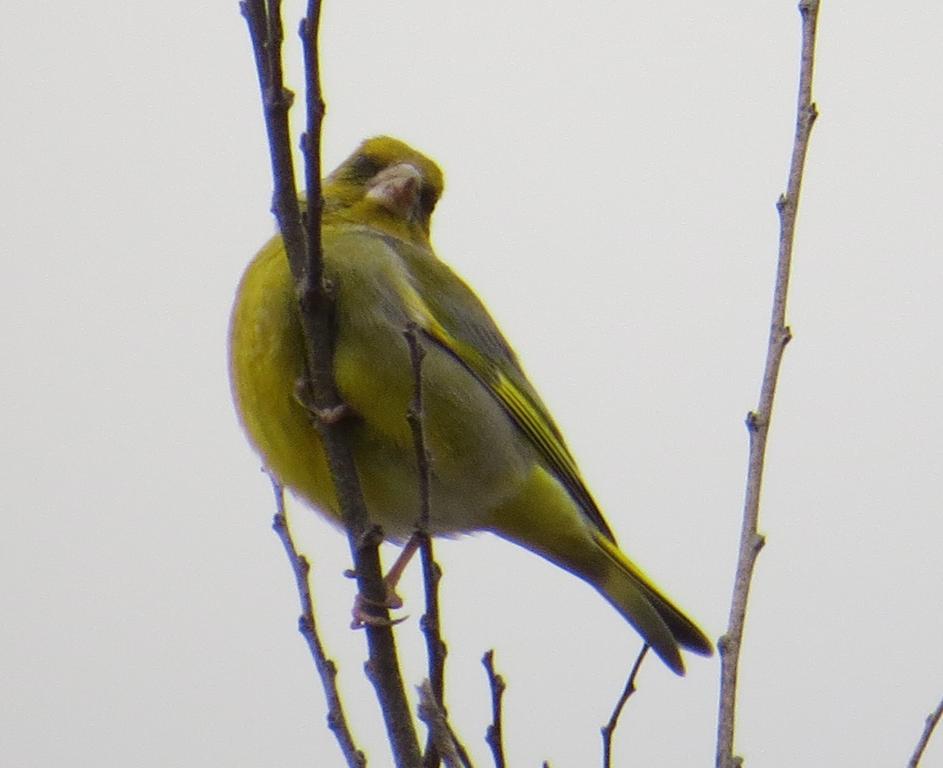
[403,325,433,534]
[403,325,450,768]
[269,478,365,768]
[482,650,507,768]
[600,645,649,768]
[418,536,445,768]
[300,0,326,291]
[908,695,943,768]
[715,3,820,768]
[242,3,422,765]
[240,0,305,269]
[417,536,444,697]
[417,681,475,768]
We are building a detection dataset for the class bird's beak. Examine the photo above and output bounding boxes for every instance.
[365,163,423,219]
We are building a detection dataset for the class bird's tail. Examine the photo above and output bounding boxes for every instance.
[486,466,712,675]
[591,532,713,675]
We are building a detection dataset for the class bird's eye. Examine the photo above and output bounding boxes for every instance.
[418,185,438,216]
[348,155,383,182]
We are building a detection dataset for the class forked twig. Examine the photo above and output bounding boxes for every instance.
[601,645,649,768]
[241,2,421,765]
[417,681,475,768]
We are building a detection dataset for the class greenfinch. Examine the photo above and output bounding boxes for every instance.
[229,136,712,674]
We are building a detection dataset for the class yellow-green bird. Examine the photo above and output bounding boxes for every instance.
[229,136,712,674]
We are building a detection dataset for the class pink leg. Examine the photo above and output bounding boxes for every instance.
[383,534,421,607]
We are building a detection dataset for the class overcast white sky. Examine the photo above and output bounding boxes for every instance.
[3,1,942,766]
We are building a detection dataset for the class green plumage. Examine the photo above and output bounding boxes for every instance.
[229,136,713,674]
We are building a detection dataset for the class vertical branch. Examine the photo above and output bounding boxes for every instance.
[242,3,421,766]
[404,325,449,768]
[300,0,325,291]
[715,3,820,768]
[482,650,507,768]
[600,645,649,768]
[907,695,943,768]
[241,0,306,271]
[403,325,432,535]
[269,479,365,768]
[418,534,445,768]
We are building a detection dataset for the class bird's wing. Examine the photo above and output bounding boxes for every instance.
[395,239,616,542]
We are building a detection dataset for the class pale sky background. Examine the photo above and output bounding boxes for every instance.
[2,2,942,766]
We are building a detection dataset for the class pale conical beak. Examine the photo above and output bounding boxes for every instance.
[365,163,423,219]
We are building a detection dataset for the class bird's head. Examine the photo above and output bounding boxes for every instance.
[324,136,444,244]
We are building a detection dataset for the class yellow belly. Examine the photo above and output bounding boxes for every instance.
[228,230,531,538]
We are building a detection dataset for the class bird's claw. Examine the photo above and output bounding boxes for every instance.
[316,403,350,425]
[350,591,407,629]
[293,379,351,424]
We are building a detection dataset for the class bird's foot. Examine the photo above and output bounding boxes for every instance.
[293,379,352,424]
[350,590,407,629]
[345,534,422,628]
[316,403,350,425]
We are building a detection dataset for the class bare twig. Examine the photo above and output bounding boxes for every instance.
[418,536,445,768]
[482,650,507,768]
[907,695,943,768]
[418,535,444,698]
[404,325,433,537]
[300,0,325,291]
[268,478,365,768]
[240,0,305,270]
[417,681,475,768]
[601,645,649,768]
[403,325,450,768]
[715,3,820,767]
[241,3,421,765]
